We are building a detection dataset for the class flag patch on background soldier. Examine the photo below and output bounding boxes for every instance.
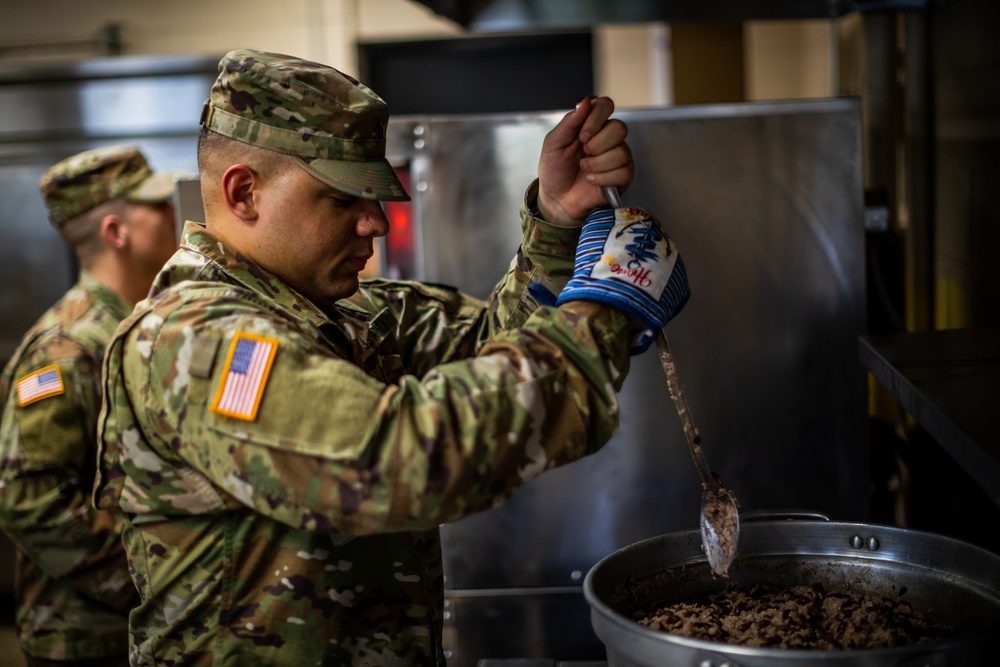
[210,333,278,421]
[16,365,65,406]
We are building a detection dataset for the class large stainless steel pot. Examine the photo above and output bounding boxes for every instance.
[584,515,1000,666]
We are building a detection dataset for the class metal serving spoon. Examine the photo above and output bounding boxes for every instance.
[653,332,741,577]
[602,186,741,577]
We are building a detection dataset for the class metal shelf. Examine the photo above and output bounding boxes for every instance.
[859,326,1000,507]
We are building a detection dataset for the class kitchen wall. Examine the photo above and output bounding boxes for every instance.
[0,0,458,73]
[745,19,837,100]
[0,0,837,106]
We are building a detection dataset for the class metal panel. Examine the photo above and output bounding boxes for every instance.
[387,99,866,664]
[0,55,218,138]
[410,0,956,29]
[0,56,213,364]
[0,151,74,365]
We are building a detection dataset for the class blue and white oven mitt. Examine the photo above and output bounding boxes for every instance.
[556,206,690,354]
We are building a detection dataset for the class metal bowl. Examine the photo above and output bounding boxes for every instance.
[584,516,1000,666]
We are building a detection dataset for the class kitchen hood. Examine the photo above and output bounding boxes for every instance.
[412,0,945,30]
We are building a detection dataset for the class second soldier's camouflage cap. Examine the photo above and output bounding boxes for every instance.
[200,48,410,202]
[39,145,177,227]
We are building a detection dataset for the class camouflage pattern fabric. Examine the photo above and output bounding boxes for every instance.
[38,145,176,227]
[201,49,409,202]
[0,271,138,661]
[95,186,632,666]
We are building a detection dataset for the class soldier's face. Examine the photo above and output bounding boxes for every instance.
[253,166,389,306]
[125,201,177,278]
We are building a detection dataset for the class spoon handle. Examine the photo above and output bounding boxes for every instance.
[602,185,718,490]
[654,331,717,489]
[603,186,623,209]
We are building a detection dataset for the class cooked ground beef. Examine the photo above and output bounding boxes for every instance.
[637,582,954,649]
[701,486,738,577]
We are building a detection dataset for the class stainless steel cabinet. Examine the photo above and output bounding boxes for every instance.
[385,100,866,664]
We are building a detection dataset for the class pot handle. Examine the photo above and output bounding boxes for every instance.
[740,509,831,523]
[895,650,946,667]
[696,651,745,667]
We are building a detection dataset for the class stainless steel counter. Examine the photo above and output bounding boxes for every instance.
[859,326,1000,507]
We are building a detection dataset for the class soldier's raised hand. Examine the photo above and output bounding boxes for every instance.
[535,97,633,227]
[556,206,690,353]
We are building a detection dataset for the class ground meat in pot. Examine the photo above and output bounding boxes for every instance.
[637,582,954,649]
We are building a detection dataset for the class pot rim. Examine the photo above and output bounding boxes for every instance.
[587,582,989,659]
[583,518,1000,658]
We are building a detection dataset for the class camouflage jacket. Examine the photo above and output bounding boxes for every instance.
[0,271,138,660]
[95,191,631,666]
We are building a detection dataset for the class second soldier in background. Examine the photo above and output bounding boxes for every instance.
[0,146,177,667]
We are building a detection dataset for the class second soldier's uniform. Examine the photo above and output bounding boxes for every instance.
[0,273,136,660]
[0,274,137,663]
[0,145,176,666]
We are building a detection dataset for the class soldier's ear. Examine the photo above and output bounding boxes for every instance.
[101,213,128,250]
[221,164,259,222]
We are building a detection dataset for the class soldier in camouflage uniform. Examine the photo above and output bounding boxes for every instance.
[0,146,179,666]
[94,49,687,666]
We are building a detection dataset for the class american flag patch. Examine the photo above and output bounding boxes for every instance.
[210,333,278,421]
[16,365,65,407]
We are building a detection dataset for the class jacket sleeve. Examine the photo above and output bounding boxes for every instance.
[0,340,136,611]
[98,284,631,538]
[351,179,593,377]
[487,179,585,327]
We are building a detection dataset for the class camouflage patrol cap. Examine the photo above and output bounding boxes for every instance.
[201,49,410,202]
[39,145,177,227]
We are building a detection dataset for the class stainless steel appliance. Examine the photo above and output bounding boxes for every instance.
[383,99,867,664]
[0,54,216,366]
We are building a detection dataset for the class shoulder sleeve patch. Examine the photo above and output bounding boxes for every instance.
[15,364,65,406]
[209,332,279,421]
[189,334,221,379]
